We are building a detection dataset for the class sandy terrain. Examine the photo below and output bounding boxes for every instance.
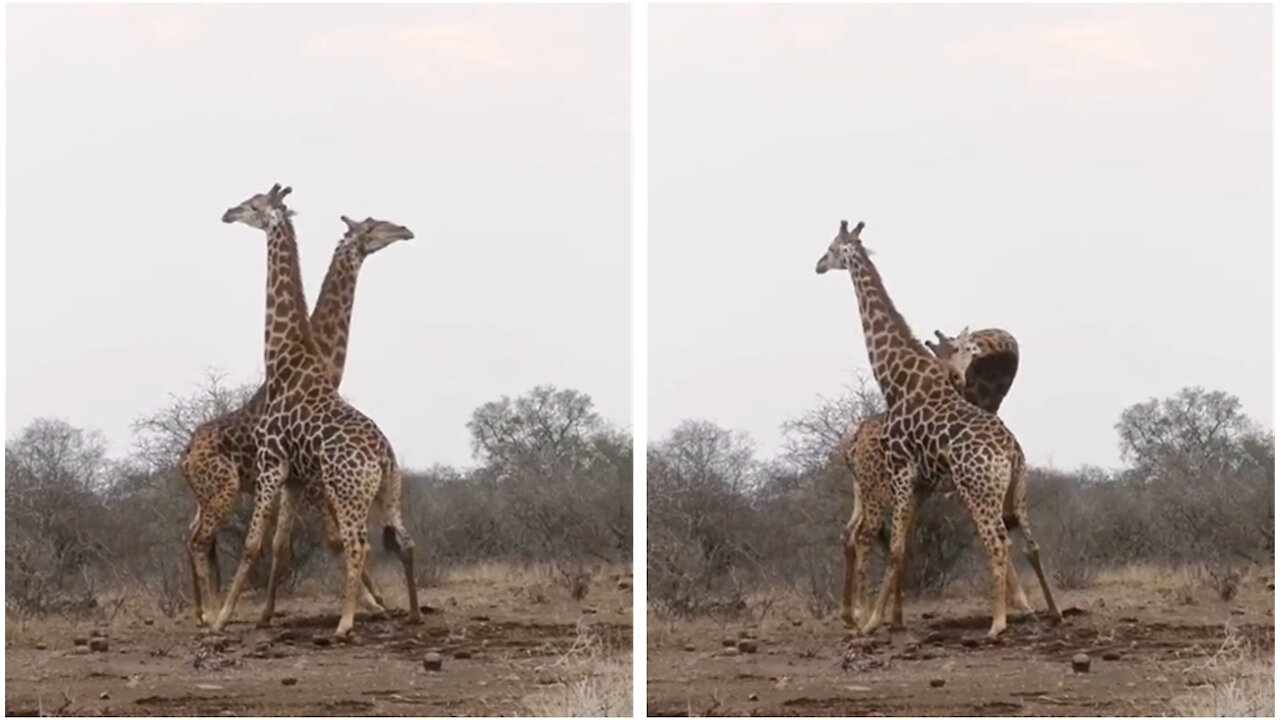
[647,566,1273,716]
[6,564,632,716]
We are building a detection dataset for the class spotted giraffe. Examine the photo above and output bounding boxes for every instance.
[212,184,419,637]
[816,220,1062,638]
[837,328,1026,630]
[182,216,414,627]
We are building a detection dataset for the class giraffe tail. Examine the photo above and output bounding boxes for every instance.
[376,465,415,559]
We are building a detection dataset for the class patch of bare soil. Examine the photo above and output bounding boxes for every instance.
[647,570,1273,716]
[6,568,632,716]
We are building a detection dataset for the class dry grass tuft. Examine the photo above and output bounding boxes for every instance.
[520,622,631,717]
[1169,626,1274,717]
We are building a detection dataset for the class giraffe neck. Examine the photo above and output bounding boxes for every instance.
[846,243,952,409]
[308,243,365,388]
[262,215,324,380]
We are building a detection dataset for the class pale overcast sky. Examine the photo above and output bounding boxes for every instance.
[650,4,1272,469]
[7,4,630,468]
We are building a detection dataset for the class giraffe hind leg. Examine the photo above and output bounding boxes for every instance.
[259,486,300,627]
[211,462,285,633]
[187,462,237,627]
[378,467,422,623]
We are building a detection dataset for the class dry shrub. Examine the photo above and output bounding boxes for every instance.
[1170,626,1274,717]
[649,384,1274,619]
[520,624,631,717]
[7,383,630,619]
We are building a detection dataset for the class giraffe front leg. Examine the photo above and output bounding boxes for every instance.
[259,486,300,627]
[211,463,285,633]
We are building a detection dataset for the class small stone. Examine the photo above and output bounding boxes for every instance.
[930,678,946,688]
[274,630,298,643]
[144,619,155,626]
[34,642,47,650]
[961,637,980,648]
[422,652,444,671]
[281,677,298,686]
[921,652,937,661]
[723,647,740,657]
[1230,608,1245,616]
[791,619,803,627]
[454,649,472,660]
[748,693,759,701]
[737,639,759,654]
[1071,653,1091,673]
[312,636,331,647]
[99,691,110,700]
[921,612,936,620]
[737,629,752,639]
[582,607,599,615]
[722,637,736,647]
[1102,651,1121,661]
[91,629,108,638]
[73,637,89,647]
[89,639,110,652]
[1267,582,1274,591]
[72,646,91,655]
[617,580,631,590]
[470,614,490,622]
[683,643,696,652]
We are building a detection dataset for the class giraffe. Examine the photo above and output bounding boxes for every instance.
[182,215,414,627]
[213,184,419,637]
[815,220,1063,638]
[837,328,1025,630]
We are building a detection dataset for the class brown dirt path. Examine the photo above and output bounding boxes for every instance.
[647,571,1273,716]
[6,568,632,716]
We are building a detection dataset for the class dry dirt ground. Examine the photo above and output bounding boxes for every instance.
[647,566,1274,716]
[6,564,632,717]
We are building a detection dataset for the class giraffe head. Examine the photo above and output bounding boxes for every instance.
[337,215,415,256]
[929,327,980,383]
[221,183,295,230]
[814,220,866,274]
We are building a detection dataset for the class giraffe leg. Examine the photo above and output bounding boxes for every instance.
[187,463,238,627]
[840,499,862,627]
[329,469,380,638]
[211,462,285,633]
[891,508,916,630]
[259,486,300,627]
[322,500,385,612]
[1006,557,1034,615]
[1008,465,1063,624]
[844,496,885,629]
[1014,513,1063,624]
[861,475,915,636]
[377,467,421,624]
[956,478,1009,639]
[360,571,388,613]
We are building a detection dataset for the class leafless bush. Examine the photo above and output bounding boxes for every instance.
[7,382,630,617]
[649,383,1274,618]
